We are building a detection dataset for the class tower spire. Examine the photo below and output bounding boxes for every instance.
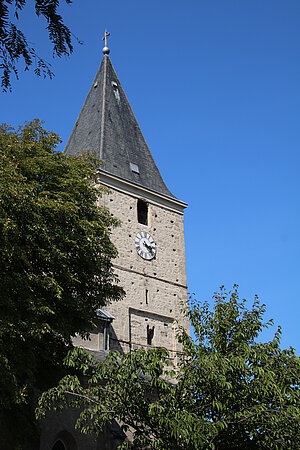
[102,30,110,55]
[64,49,177,199]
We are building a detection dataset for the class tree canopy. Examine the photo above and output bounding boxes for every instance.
[0,0,75,91]
[0,120,124,448]
[38,286,300,449]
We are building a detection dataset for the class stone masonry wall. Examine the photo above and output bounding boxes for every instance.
[99,185,189,355]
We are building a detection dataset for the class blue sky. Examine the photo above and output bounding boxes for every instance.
[2,0,300,352]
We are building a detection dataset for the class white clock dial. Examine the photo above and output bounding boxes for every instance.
[135,231,156,260]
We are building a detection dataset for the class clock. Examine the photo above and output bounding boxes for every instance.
[135,231,156,260]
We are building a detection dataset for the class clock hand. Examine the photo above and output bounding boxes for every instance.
[144,242,154,253]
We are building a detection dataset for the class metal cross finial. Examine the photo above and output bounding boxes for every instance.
[102,30,110,55]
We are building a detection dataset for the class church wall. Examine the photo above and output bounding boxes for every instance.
[73,322,106,352]
[99,185,189,355]
[40,409,120,450]
[101,186,187,287]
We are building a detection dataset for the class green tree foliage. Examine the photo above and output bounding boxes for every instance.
[0,120,124,448]
[0,0,75,91]
[38,286,300,449]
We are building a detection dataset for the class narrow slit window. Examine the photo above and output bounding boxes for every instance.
[137,199,148,225]
[147,325,154,345]
[145,289,149,305]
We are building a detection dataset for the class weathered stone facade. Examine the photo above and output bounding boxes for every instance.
[73,177,189,358]
[101,183,189,355]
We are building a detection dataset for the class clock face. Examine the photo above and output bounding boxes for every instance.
[135,231,156,260]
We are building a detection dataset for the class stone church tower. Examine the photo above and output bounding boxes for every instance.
[66,37,189,359]
[40,37,189,450]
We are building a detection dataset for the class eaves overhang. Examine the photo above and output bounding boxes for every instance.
[98,169,188,215]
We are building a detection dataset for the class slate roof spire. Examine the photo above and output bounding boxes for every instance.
[64,38,175,199]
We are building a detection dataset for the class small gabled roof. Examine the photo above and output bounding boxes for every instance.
[64,55,175,199]
[96,308,115,322]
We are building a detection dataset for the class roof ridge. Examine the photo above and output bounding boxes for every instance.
[105,57,172,197]
[64,59,105,159]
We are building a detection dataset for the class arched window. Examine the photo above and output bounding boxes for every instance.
[137,199,148,225]
[52,440,66,450]
[51,431,77,450]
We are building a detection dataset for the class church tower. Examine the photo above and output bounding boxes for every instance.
[66,34,189,358]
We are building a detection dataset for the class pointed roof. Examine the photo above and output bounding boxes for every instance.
[64,55,175,199]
